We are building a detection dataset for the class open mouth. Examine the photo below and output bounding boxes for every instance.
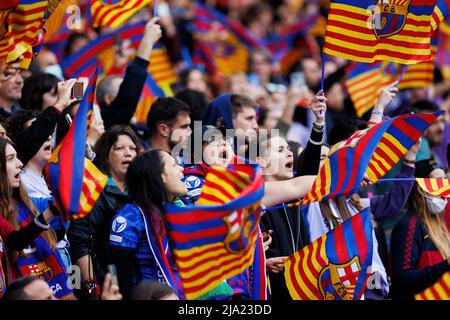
[44,145,51,152]
[122,160,131,166]
[285,161,293,170]
[14,173,20,180]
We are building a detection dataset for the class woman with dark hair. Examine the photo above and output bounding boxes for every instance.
[19,73,59,111]
[132,280,178,300]
[67,125,139,299]
[390,159,450,300]
[0,138,75,299]
[109,149,187,299]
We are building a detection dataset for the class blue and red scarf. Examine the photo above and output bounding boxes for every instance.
[138,206,186,299]
[14,202,75,300]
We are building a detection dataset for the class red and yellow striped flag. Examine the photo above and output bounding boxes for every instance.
[345,62,394,117]
[90,0,153,28]
[415,271,450,300]
[0,0,55,69]
[324,0,437,65]
[416,178,450,197]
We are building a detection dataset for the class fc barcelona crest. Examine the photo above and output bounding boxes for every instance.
[371,0,411,39]
[223,204,260,254]
[318,256,362,300]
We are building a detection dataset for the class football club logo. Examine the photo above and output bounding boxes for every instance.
[371,0,411,39]
[112,216,127,233]
[318,256,362,300]
[223,204,260,254]
[330,128,369,155]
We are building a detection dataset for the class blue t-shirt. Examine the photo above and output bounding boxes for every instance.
[109,204,166,286]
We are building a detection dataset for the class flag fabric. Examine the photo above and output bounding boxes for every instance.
[134,72,165,124]
[164,162,265,300]
[148,43,179,90]
[60,21,146,78]
[192,2,262,81]
[300,112,442,204]
[47,67,107,222]
[324,0,438,65]
[437,22,450,80]
[366,111,443,182]
[90,0,152,28]
[345,61,394,117]
[431,0,450,31]
[300,119,394,204]
[415,271,450,300]
[416,178,450,197]
[0,0,56,69]
[285,208,373,300]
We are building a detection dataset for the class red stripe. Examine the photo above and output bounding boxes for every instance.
[328,148,347,198]
[294,247,318,299]
[304,244,322,297]
[379,136,404,159]
[327,19,430,39]
[104,0,144,27]
[315,237,327,266]
[183,247,252,287]
[424,179,434,193]
[436,179,444,189]
[439,277,450,297]
[429,285,441,299]
[368,162,383,180]
[318,164,328,201]
[176,244,222,263]
[351,213,368,263]
[333,223,350,263]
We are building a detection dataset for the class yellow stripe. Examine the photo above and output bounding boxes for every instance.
[325,37,430,55]
[284,256,299,299]
[384,132,408,154]
[299,246,320,299]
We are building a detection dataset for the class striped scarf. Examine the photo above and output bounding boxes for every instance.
[14,202,75,300]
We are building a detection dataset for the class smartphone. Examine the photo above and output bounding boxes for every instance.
[107,264,119,287]
[71,81,84,100]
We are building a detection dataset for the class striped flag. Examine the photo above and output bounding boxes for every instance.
[0,0,52,69]
[60,21,146,78]
[300,112,442,204]
[417,178,450,197]
[192,2,262,81]
[300,119,394,204]
[285,208,373,300]
[47,67,107,222]
[324,0,438,65]
[366,111,443,182]
[148,43,179,89]
[431,0,450,31]
[164,162,265,300]
[90,0,152,28]
[415,271,450,300]
[345,61,394,117]
[134,73,165,124]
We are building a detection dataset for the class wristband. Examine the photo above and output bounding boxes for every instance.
[312,121,325,132]
[371,110,384,117]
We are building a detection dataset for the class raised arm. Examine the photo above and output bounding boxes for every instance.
[262,175,316,208]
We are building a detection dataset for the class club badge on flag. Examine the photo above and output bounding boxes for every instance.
[285,208,373,300]
[164,161,265,300]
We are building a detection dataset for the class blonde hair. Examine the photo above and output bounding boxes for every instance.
[411,185,450,258]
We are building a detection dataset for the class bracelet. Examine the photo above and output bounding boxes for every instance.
[404,159,416,165]
[312,121,325,132]
[371,110,384,117]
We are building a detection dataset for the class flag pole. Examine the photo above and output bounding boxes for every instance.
[320,53,327,91]
[394,65,409,86]
[153,0,158,17]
